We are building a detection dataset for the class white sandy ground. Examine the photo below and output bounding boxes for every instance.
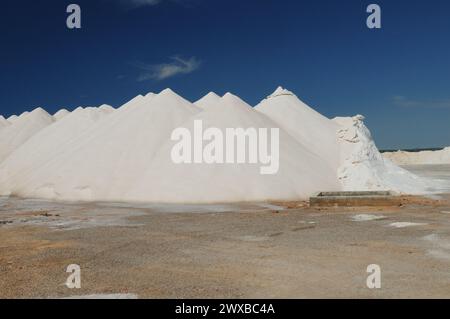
[0,87,441,203]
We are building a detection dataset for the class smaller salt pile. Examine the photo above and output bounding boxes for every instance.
[384,147,450,165]
[333,115,433,194]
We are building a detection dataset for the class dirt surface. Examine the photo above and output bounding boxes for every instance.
[1,194,450,299]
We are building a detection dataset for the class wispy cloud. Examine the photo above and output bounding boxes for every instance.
[393,96,450,109]
[134,56,201,81]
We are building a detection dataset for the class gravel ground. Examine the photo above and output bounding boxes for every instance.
[1,192,449,299]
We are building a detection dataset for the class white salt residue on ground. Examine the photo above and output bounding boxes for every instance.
[351,214,386,222]
[423,234,450,261]
[384,147,450,165]
[0,197,146,231]
[0,87,437,203]
[389,222,428,228]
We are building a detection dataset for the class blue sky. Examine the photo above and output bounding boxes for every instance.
[0,0,449,149]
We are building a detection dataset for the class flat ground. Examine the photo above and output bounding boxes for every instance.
[0,165,449,299]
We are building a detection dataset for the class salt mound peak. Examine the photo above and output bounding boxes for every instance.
[194,92,221,108]
[54,109,70,120]
[18,111,30,118]
[206,92,253,113]
[158,88,179,98]
[266,86,296,99]
[7,115,19,123]
[30,107,52,118]
[154,88,199,111]
[98,104,115,113]
[222,92,252,107]
[69,105,114,121]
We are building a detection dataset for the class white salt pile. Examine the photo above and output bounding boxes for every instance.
[0,105,115,193]
[1,90,199,201]
[0,87,436,203]
[384,147,450,165]
[127,92,339,202]
[256,88,431,195]
[332,115,433,194]
[255,87,340,172]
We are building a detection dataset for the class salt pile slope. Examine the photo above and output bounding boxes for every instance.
[0,108,54,163]
[383,147,450,165]
[334,116,433,194]
[127,93,340,203]
[255,87,340,171]
[0,106,115,193]
[0,90,200,201]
